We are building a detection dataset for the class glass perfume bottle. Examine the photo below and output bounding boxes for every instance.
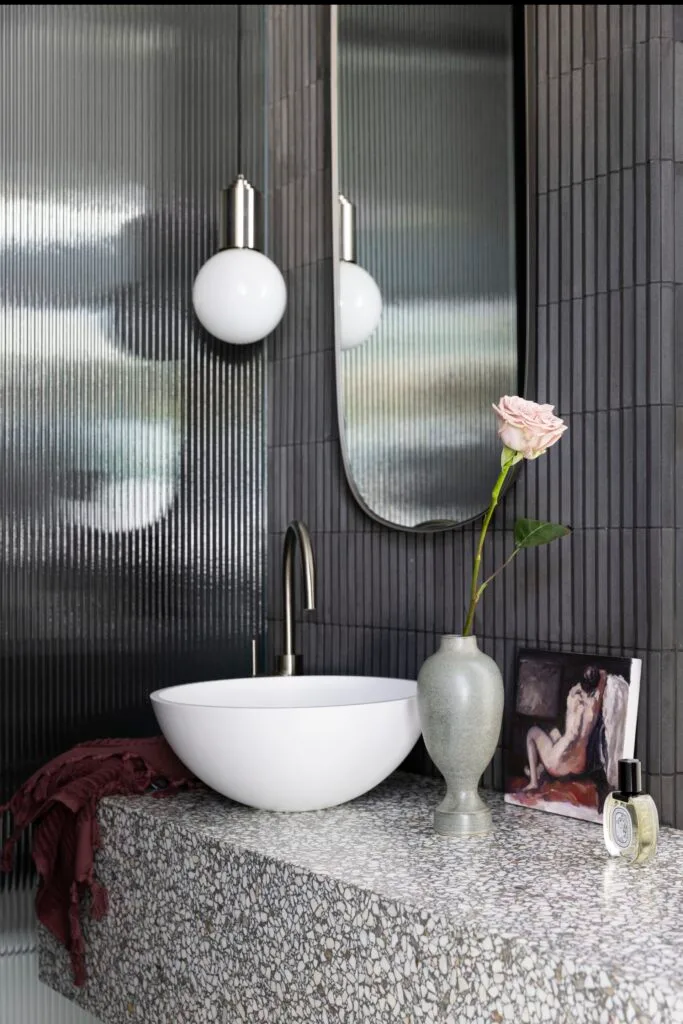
[603,758,659,865]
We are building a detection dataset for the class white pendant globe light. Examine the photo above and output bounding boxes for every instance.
[338,194,382,350]
[192,5,286,346]
[192,175,286,345]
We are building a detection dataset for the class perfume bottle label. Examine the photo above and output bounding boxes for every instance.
[613,805,633,849]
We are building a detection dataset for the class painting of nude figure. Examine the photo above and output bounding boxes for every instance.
[504,650,641,823]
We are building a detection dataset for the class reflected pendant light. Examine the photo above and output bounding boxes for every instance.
[338,194,382,350]
[192,7,286,345]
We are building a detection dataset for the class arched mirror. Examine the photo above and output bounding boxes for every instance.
[332,5,531,530]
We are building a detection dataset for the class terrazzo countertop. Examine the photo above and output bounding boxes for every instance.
[39,773,683,1024]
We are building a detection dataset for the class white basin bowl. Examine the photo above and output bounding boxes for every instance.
[151,675,420,811]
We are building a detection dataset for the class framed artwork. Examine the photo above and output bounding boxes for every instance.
[504,649,641,823]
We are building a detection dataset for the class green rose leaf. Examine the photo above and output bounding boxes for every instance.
[514,518,572,549]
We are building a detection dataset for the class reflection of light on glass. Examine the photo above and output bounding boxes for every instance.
[0,196,145,246]
[61,476,177,532]
[0,310,145,361]
[0,309,181,534]
[57,418,180,532]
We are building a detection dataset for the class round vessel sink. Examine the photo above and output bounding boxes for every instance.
[151,675,420,812]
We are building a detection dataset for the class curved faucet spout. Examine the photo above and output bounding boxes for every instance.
[276,520,316,676]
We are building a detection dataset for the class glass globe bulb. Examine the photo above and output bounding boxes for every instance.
[338,261,382,350]
[192,247,287,345]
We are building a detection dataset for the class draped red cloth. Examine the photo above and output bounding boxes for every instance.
[1,738,195,986]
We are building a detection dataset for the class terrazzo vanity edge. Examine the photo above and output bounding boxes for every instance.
[38,777,683,1024]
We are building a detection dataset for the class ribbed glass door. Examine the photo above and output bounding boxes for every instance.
[0,6,266,1018]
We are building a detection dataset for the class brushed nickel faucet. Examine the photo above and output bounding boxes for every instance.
[275,521,316,676]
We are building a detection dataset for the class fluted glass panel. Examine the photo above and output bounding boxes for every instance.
[337,5,519,528]
[0,0,266,893]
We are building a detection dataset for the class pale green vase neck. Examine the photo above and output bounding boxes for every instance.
[440,634,479,654]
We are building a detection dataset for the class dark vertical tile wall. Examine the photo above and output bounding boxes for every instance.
[266,5,683,827]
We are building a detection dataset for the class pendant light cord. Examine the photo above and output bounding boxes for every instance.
[236,3,243,171]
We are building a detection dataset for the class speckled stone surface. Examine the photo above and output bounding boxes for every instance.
[39,773,683,1024]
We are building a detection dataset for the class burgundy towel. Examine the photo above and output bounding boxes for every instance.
[1,737,196,986]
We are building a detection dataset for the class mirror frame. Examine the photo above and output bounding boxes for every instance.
[330,4,537,533]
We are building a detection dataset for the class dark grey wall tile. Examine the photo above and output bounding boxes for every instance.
[662,38,675,158]
[676,408,683,526]
[609,170,622,290]
[622,167,635,289]
[609,4,622,54]
[548,189,560,302]
[584,5,597,63]
[596,175,608,292]
[649,283,663,405]
[272,81,327,186]
[635,5,649,44]
[560,6,572,74]
[661,773,676,827]
[560,188,572,299]
[662,5,675,39]
[633,285,649,406]
[273,170,332,271]
[677,652,683,771]
[619,528,637,647]
[583,179,596,296]
[548,76,560,192]
[269,259,335,361]
[622,5,635,50]
[538,76,549,195]
[548,6,561,79]
[675,163,683,281]
[675,43,683,160]
[538,193,548,305]
[596,56,609,175]
[572,6,585,69]
[647,650,663,777]
[635,41,648,162]
[572,71,584,184]
[649,37,662,160]
[597,5,610,59]
[537,4,548,82]
[560,73,572,187]
[662,406,677,525]
[584,60,596,179]
[622,45,635,168]
[609,54,622,171]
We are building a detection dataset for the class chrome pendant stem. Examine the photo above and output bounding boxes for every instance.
[219,174,264,251]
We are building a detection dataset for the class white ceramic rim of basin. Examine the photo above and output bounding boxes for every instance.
[150,675,417,710]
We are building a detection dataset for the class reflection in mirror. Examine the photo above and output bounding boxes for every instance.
[335,5,525,530]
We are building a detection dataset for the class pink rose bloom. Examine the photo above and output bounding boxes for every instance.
[492,395,567,459]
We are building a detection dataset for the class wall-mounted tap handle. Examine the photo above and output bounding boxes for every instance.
[251,637,259,677]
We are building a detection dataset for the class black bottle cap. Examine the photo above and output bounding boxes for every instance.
[618,758,642,796]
